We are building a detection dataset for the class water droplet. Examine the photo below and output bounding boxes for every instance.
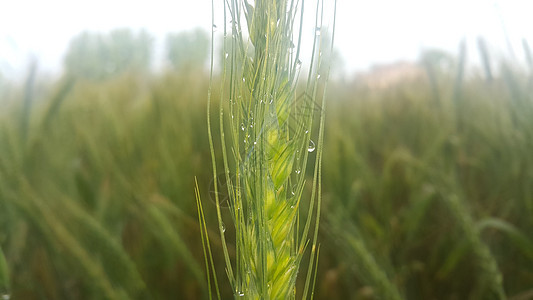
[225,53,229,59]
[221,222,226,233]
[243,78,246,83]
[305,130,309,134]
[317,74,321,79]
[315,27,321,36]
[238,291,245,297]
[289,265,296,271]
[308,140,316,152]
[253,141,257,145]
[241,123,245,131]
[269,97,274,104]
[295,169,301,174]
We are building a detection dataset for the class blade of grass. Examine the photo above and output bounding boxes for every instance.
[0,246,8,297]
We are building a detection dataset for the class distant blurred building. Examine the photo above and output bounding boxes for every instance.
[355,61,425,89]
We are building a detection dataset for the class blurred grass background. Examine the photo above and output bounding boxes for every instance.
[0,28,533,299]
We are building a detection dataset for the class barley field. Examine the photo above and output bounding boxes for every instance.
[1,51,532,299]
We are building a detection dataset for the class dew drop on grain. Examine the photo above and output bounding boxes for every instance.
[308,140,316,152]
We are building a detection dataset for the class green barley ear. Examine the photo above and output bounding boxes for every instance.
[206,0,336,298]
[0,247,9,298]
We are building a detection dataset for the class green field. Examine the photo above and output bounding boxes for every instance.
[0,52,532,299]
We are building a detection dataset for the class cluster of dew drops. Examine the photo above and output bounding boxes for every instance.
[216,18,318,180]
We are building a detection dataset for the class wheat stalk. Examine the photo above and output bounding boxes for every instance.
[199,0,336,298]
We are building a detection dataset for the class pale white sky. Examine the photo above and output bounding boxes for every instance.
[0,0,532,79]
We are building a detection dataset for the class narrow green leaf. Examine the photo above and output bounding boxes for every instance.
[0,247,9,295]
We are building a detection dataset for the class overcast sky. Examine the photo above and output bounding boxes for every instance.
[1,0,531,79]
